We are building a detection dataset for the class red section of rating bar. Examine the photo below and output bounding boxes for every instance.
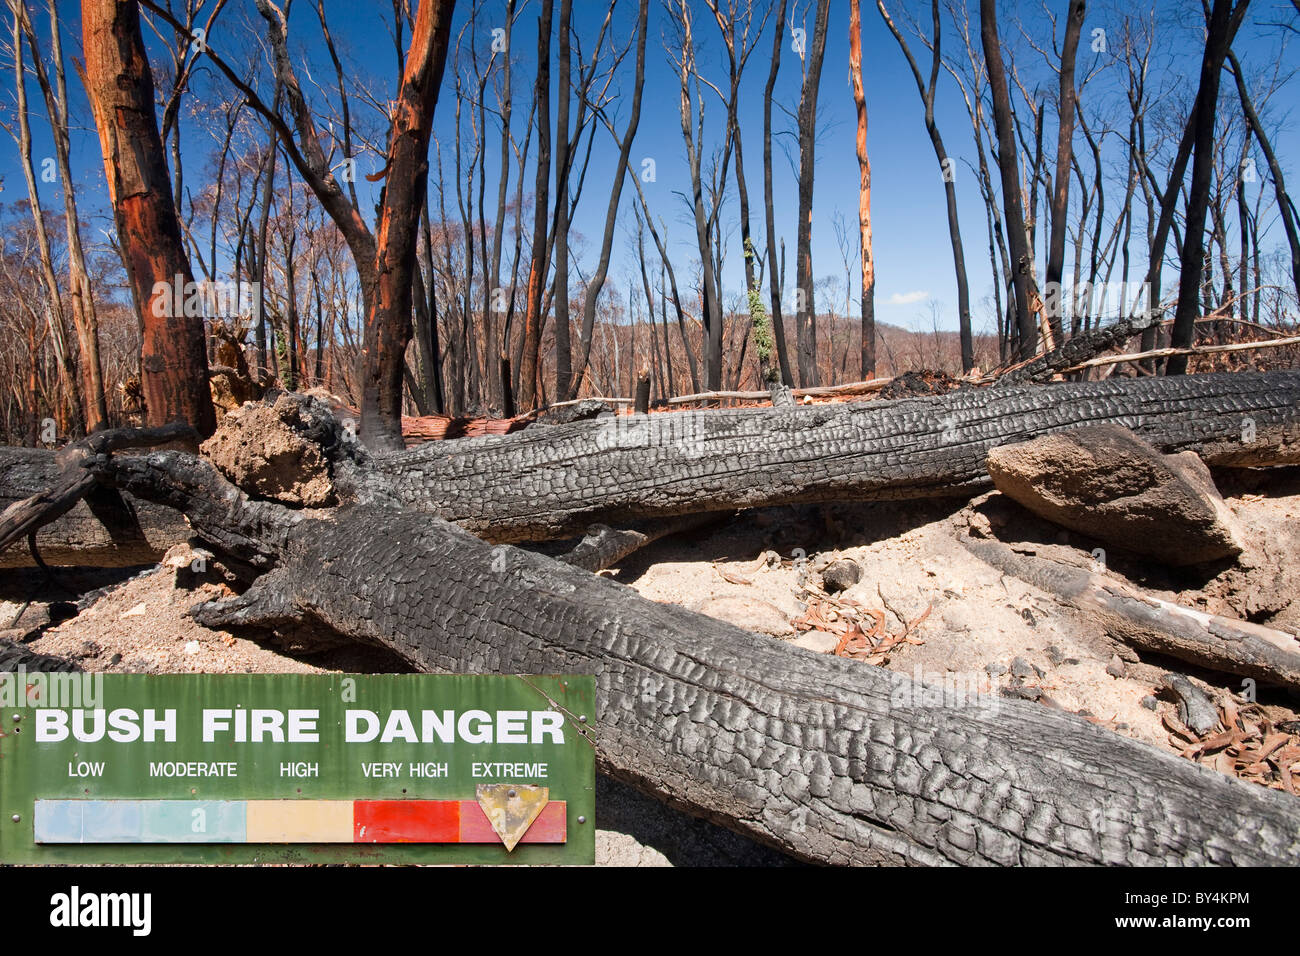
[354,800,461,843]
[457,801,567,844]
[351,799,568,844]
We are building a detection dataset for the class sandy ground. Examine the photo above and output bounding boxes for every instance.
[4,468,1299,865]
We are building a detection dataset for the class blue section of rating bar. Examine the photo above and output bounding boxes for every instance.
[35,800,246,844]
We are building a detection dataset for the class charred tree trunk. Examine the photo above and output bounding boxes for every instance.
[674,0,725,393]
[981,0,1037,360]
[568,0,649,401]
[551,0,574,402]
[11,372,1300,567]
[963,536,1300,693]
[0,437,192,569]
[879,0,972,373]
[85,450,1300,866]
[360,370,1300,543]
[1045,0,1086,344]
[763,0,794,388]
[13,0,109,432]
[485,0,517,413]
[1166,0,1246,377]
[82,0,215,438]
[518,0,554,411]
[12,7,82,438]
[794,0,830,387]
[1227,49,1300,307]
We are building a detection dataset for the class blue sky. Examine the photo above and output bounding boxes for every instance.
[4,0,1298,337]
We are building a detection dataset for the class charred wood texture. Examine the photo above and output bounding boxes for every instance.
[5,372,1300,565]
[0,427,196,568]
[995,315,1158,386]
[362,371,1300,543]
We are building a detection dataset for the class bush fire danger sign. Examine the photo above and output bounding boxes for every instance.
[0,673,596,864]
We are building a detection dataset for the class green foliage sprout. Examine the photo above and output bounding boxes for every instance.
[744,239,778,383]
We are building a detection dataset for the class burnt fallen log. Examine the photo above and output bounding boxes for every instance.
[6,371,1300,564]
[357,370,1300,543]
[961,536,1300,694]
[0,431,195,569]
[993,314,1158,385]
[93,450,1300,865]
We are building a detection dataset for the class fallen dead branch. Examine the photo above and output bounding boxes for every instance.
[960,536,1300,693]
[1059,335,1300,375]
[0,424,197,563]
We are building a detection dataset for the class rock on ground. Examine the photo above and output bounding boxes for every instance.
[986,423,1245,566]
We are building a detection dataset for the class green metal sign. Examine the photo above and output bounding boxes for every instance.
[0,673,595,865]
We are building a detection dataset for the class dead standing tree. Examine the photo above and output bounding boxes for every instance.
[793,0,830,387]
[849,0,875,379]
[6,4,82,437]
[518,0,553,411]
[82,0,215,439]
[363,0,457,445]
[1167,0,1250,376]
[1043,0,1085,345]
[8,0,109,433]
[668,0,728,393]
[566,0,649,401]
[981,0,1038,360]
[763,0,795,387]
[878,0,973,373]
[137,0,456,448]
[1226,48,1300,309]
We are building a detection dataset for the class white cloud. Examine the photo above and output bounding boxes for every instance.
[886,290,929,306]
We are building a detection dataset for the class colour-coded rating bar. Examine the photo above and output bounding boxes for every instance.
[33,799,567,845]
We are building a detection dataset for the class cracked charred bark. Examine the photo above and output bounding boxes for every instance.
[0,441,190,569]
[360,371,1300,543]
[7,371,1300,567]
[90,450,1300,865]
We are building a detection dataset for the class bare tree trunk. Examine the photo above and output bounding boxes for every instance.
[253,106,277,382]
[568,0,648,400]
[673,0,725,392]
[82,0,214,438]
[8,5,81,436]
[850,0,875,379]
[519,0,553,411]
[1045,0,1086,343]
[794,0,830,387]
[360,0,456,447]
[981,0,1037,359]
[1227,49,1300,307]
[879,0,972,372]
[763,0,794,387]
[12,0,109,431]
[1167,0,1248,376]
[551,0,573,400]
[487,0,517,412]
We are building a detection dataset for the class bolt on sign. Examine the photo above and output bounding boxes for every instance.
[0,673,595,865]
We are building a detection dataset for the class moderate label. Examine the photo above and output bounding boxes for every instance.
[0,673,595,864]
